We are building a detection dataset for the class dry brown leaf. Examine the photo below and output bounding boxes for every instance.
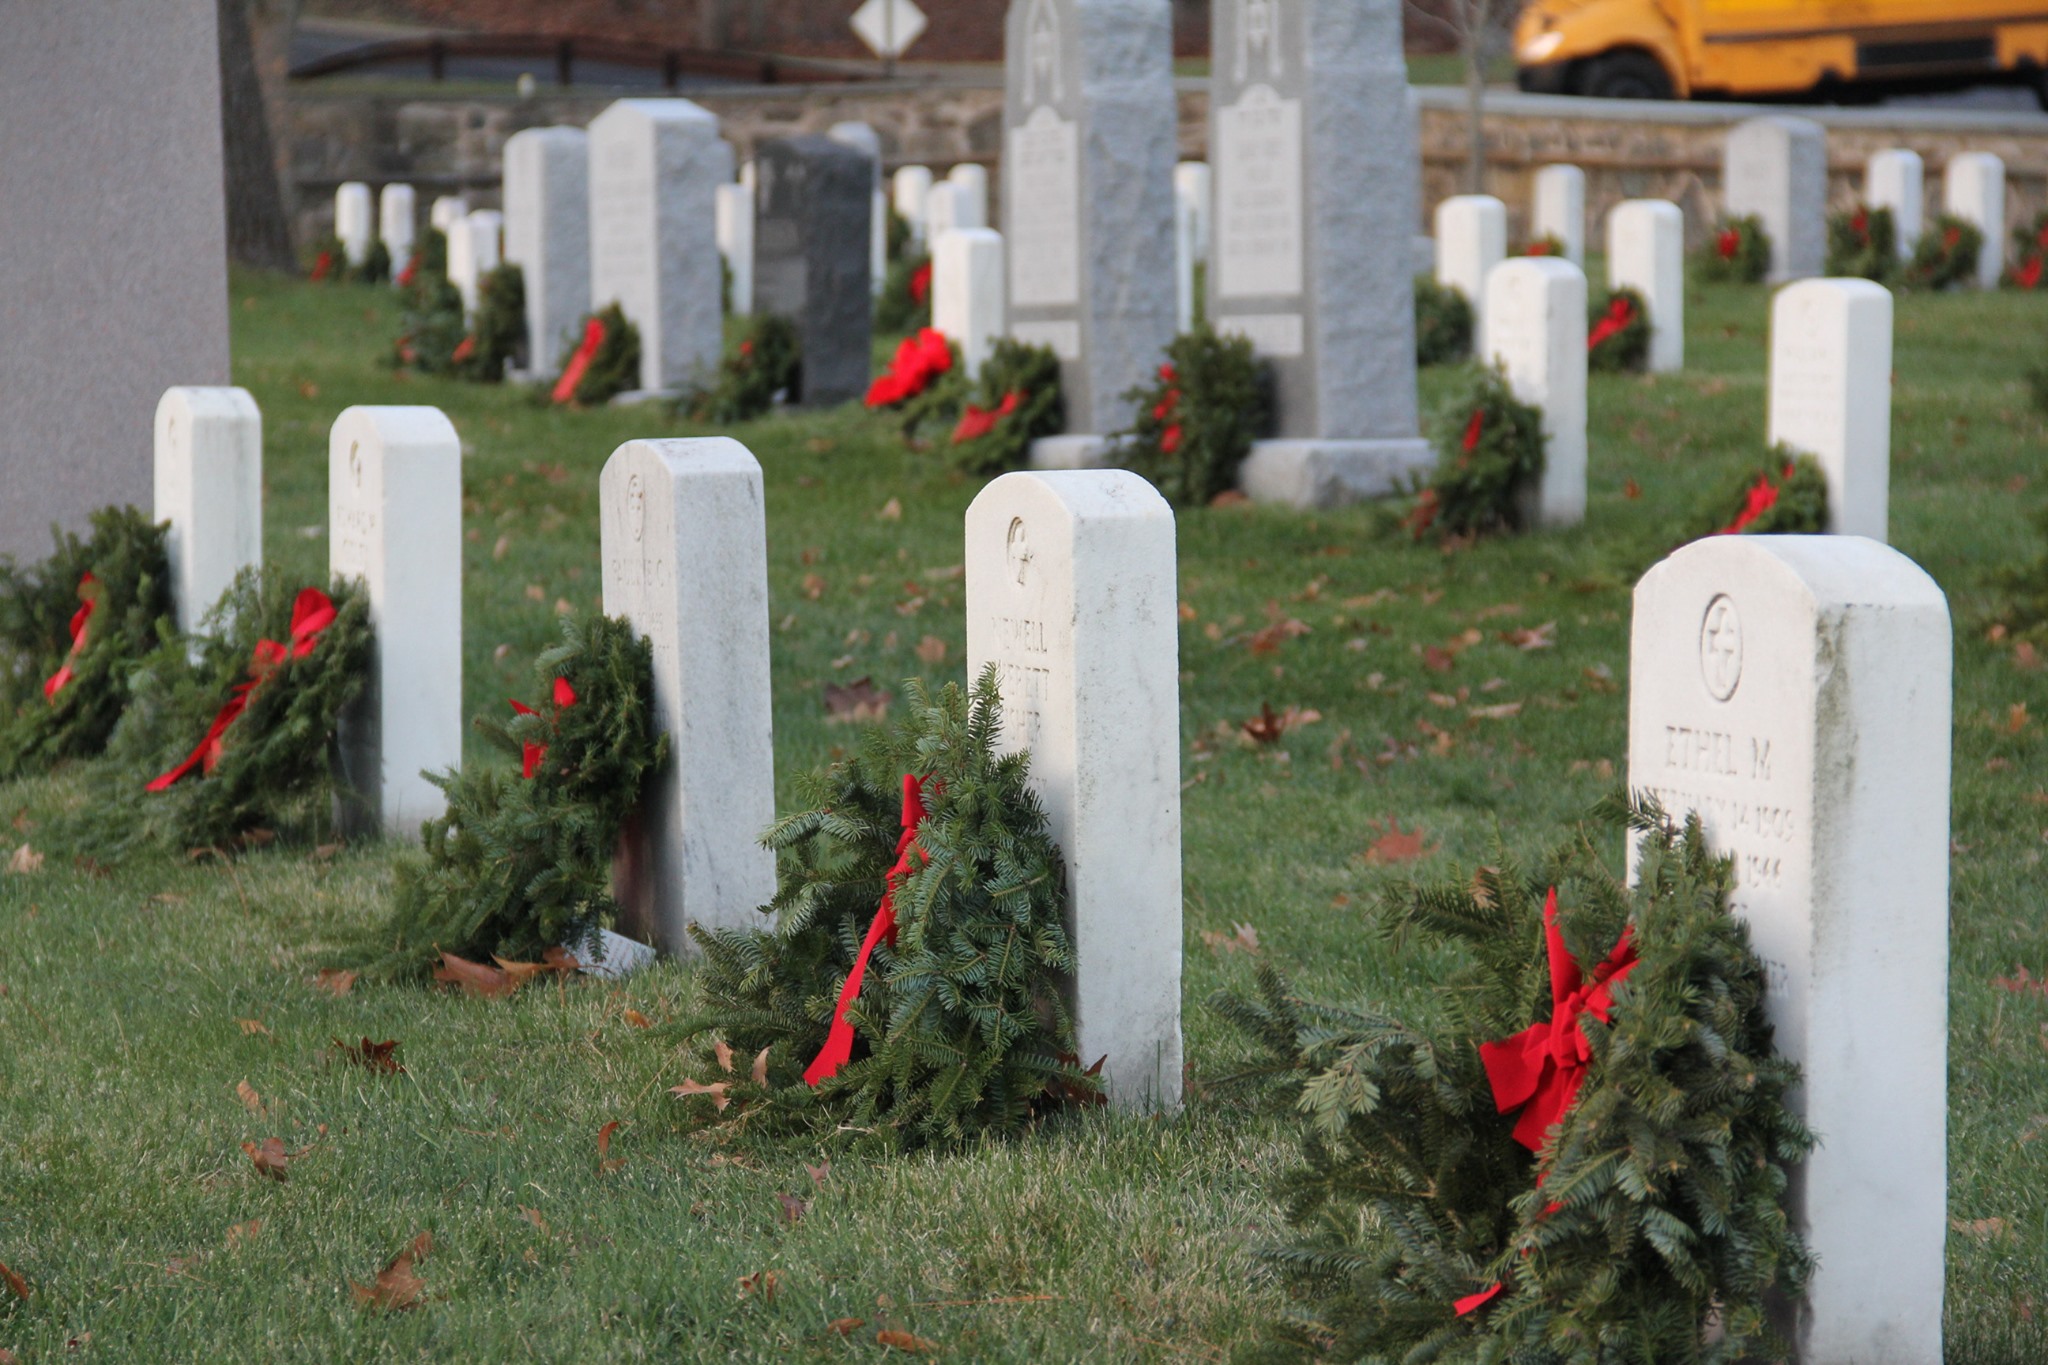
[242,1137,292,1182]
[6,844,42,875]
[828,1318,866,1336]
[823,677,890,725]
[351,1231,431,1311]
[312,968,357,997]
[1501,621,1557,651]
[737,1269,781,1301]
[752,1047,770,1087]
[524,583,547,602]
[0,1259,28,1300]
[1241,703,1320,745]
[622,1009,652,1029]
[714,1039,735,1073]
[877,497,903,521]
[520,1207,549,1233]
[805,1161,831,1188]
[671,1078,732,1111]
[777,1191,808,1224]
[914,634,948,665]
[2017,641,2042,672]
[877,1328,941,1353]
[802,572,827,600]
[1468,702,1523,720]
[1363,821,1437,866]
[1951,1216,2011,1242]
[432,952,517,998]
[236,1080,265,1115]
[225,1220,263,1248]
[597,1120,621,1165]
[1247,618,1310,655]
[236,1018,270,1035]
[2007,702,2031,735]
[333,1037,405,1074]
[1200,923,1261,957]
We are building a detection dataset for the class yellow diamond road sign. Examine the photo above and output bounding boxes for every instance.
[851,0,927,59]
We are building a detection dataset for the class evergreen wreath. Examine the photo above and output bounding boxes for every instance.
[1415,273,1475,366]
[865,326,958,422]
[455,262,527,382]
[877,251,934,336]
[54,571,373,858]
[1521,233,1568,258]
[946,339,1064,476]
[1698,450,1829,539]
[306,233,347,283]
[686,313,800,422]
[1209,796,1813,1364]
[1587,287,1651,374]
[357,239,392,286]
[1905,214,1983,292]
[344,613,665,980]
[1407,367,1546,541]
[2006,212,2048,290]
[677,668,1097,1150]
[552,303,643,408]
[1114,326,1273,508]
[396,228,448,289]
[1824,203,1897,282]
[0,506,174,779]
[391,273,468,376]
[1694,215,1770,285]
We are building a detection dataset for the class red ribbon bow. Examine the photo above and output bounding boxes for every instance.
[147,589,337,792]
[43,572,101,702]
[1718,462,1794,535]
[909,259,933,306]
[311,250,334,282]
[2017,256,2043,290]
[1587,296,1637,352]
[509,675,577,779]
[804,773,929,1087]
[551,316,608,404]
[951,390,1020,444]
[1716,227,1741,261]
[1478,888,1638,1153]
[865,327,954,407]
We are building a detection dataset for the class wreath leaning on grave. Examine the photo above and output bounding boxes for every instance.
[1407,367,1545,542]
[0,505,175,780]
[552,303,644,408]
[343,612,665,982]
[675,668,1099,1150]
[945,338,1064,476]
[685,312,800,423]
[1695,214,1771,285]
[1587,286,1651,373]
[2006,212,2048,290]
[1415,273,1475,367]
[1825,203,1897,282]
[877,251,934,336]
[1696,449,1829,540]
[45,570,373,860]
[1208,796,1814,1364]
[1905,214,1984,292]
[1521,233,1568,259]
[1115,326,1273,509]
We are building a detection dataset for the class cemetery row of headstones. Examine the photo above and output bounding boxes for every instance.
[150,365,1948,1356]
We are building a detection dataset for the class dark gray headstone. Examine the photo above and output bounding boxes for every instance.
[0,0,229,559]
[1003,0,1177,448]
[1211,0,1433,509]
[754,135,873,407]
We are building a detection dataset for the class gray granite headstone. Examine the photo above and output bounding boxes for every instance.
[1004,0,1177,464]
[588,98,724,393]
[754,135,874,407]
[1723,115,1827,284]
[0,0,228,559]
[1210,0,1433,509]
[504,126,590,380]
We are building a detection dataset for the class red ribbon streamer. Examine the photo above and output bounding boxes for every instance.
[2018,257,2043,290]
[1478,888,1638,1153]
[43,573,101,702]
[147,589,337,792]
[1586,296,1637,352]
[508,676,577,780]
[551,316,607,404]
[909,259,933,305]
[1461,408,1485,455]
[865,327,953,407]
[804,773,928,1087]
[951,390,1020,444]
[1718,462,1795,535]
[1453,1282,1505,1316]
[1716,228,1741,261]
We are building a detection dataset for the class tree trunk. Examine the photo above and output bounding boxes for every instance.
[1463,18,1487,194]
[218,0,296,270]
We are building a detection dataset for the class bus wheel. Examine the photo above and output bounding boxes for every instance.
[1578,51,1674,100]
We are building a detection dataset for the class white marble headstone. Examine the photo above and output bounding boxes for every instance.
[587,98,725,393]
[334,182,373,267]
[1606,199,1684,373]
[948,162,989,229]
[1627,534,1949,1365]
[1723,115,1826,282]
[893,164,934,248]
[154,386,261,635]
[1944,152,2006,289]
[1533,164,1585,265]
[1865,148,1923,260]
[378,183,416,276]
[965,470,1182,1113]
[1484,256,1587,529]
[446,210,502,317]
[428,195,468,235]
[715,182,754,317]
[503,126,591,378]
[1435,194,1507,336]
[1767,278,1892,542]
[599,438,777,951]
[1173,160,1211,264]
[934,227,1006,380]
[328,406,463,837]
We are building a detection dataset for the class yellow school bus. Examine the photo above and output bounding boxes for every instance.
[1515,0,2048,104]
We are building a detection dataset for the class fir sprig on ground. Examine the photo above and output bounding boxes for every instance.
[346,612,665,978]
[681,667,1094,1149]
[1212,796,1813,1364]
[0,505,174,779]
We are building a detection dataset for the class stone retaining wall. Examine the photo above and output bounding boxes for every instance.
[290,79,2048,252]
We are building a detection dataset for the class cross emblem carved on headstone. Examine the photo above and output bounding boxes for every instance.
[1235,0,1282,81]
[1005,516,1033,585]
[1699,593,1743,701]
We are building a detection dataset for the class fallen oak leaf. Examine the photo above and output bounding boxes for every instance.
[777,1191,808,1225]
[714,1039,735,1073]
[242,1136,292,1182]
[236,1080,266,1115]
[0,1259,28,1300]
[621,1008,652,1029]
[520,1207,549,1233]
[332,1037,405,1074]
[225,1220,264,1248]
[6,844,43,875]
[596,1120,625,1173]
[432,952,517,998]
[236,1018,271,1035]
[752,1047,770,1087]
[671,1078,732,1111]
[1363,820,1437,865]
[877,1328,941,1353]
[828,1318,866,1336]
[737,1269,782,1301]
[311,968,357,997]
[805,1161,831,1188]
[823,676,891,725]
[1501,621,1557,650]
[1199,922,1261,956]
[351,1231,431,1311]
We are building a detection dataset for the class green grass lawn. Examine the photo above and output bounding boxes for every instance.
[2,266,2046,1361]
